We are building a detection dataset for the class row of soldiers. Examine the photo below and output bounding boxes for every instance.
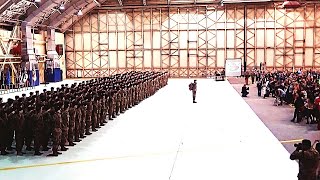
[0,71,169,156]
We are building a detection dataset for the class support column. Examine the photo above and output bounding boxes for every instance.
[46,28,61,82]
[21,22,39,86]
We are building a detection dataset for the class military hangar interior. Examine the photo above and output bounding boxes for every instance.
[1,0,319,179]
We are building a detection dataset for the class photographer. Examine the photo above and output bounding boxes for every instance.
[241,84,249,97]
[290,139,319,180]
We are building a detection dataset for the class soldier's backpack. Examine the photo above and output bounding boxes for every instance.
[189,83,193,91]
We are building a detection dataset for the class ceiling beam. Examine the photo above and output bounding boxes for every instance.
[48,0,89,27]
[24,0,64,25]
[118,0,123,6]
[0,0,20,15]
[60,0,108,32]
[93,0,101,6]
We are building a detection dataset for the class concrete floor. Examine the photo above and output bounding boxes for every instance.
[0,79,298,180]
[229,77,320,153]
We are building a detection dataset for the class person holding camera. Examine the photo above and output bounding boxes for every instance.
[241,84,249,97]
[290,139,319,180]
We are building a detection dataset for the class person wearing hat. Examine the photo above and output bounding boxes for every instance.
[6,105,16,151]
[48,104,63,156]
[290,139,319,180]
[41,105,52,152]
[188,80,197,103]
[74,101,82,142]
[15,105,25,156]
[79,99,87,138]
[91,96,99,131]
[85,98,93,135]
[33,104,45,156]
[0,107,8,155]
[68,100,77,146]
[24,105,35,151]
[60,102,69,151]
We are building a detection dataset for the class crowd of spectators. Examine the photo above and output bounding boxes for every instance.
[245,69,320,125]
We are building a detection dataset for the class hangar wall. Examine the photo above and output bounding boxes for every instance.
[65,4,320,78]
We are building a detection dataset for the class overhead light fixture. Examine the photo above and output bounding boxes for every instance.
[35,0,41,2]
[60,4,65,10]
[77,9,83,16]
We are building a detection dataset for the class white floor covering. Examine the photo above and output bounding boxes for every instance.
[0,79,298,180]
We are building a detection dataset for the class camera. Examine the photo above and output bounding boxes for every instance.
[294,143,302,149]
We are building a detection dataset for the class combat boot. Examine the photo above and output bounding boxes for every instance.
[60,146,68,151]
[34,151,43,156]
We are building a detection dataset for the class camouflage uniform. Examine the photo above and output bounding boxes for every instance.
[15,109,25,155]
[75,105,81,142]
[80,102,87,137]
[0,109,8,155]
[68,104,76,146]
[48,108,62,156]
[86,100,93,135]
[42,108,53,151]
[92,98,98,131]
[24,107,35,151]
[34,106,45,155]
[60,105,69,151]
[290,147,319,180]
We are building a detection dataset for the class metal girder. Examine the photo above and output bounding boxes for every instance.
[118,0,123,6]
[0,25,19,79]
[49,0,91,28]
[93,0,101,6]
[24,0,64,25]
[60,0,108,32]
[0,0,34,22]
[0,0,19,15]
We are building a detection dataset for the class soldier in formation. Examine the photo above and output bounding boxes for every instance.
[0,71,169,156]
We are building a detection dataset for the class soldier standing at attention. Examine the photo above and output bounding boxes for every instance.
[189,80,197,103]
[48,104,62,157]
[60,103,69,151]
[42,106,52,151]
[86,98,93,135]
[74,101,82,142]
[15,106,25,156]
[68,101,76,146]
[34,104,44,156]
